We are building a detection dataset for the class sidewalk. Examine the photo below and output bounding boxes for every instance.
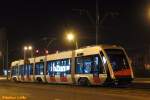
[133,78,150,84]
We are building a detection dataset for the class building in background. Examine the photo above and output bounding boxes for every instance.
[128,46,150,77]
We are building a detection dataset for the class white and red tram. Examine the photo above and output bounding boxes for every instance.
[11,45,134,86]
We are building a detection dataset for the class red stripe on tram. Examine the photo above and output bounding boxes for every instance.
[93,77,101,83]
[21,76,24,80]
[27,76,31,81]
[60,76,67,82]
[114,68,131,77]
[50,76,56,82]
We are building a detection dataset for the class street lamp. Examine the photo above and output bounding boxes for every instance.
[28,46,32,50]
[24,46,27,61]
[66,33,78,49]
[28,46,33,58]
[23,45,33,61]
[24,46,28,51]
[67,33,74,41]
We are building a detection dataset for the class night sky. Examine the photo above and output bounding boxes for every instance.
[0,0,150,60]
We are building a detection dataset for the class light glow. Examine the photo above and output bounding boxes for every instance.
[24,46,28,51]
[67,33,74,41]
[36,50,39,53]
[45,50,49,54]
[28,46,33,50]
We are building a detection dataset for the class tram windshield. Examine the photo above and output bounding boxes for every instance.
[105,49,129,71]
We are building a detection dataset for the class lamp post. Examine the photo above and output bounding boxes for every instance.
[24,46,28,61]
[67,33,78,49]
[6,40,8,80]
[66,33,77,84]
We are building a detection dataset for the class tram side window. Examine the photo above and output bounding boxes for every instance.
[47,61,54,76]
[60,59,71,76]
[35,62,44,75]
[19,65,24,75]
[76,56,94,74]
[92,55,100,74]
[93,55,105,74]
[29,64,33,75]
[14,68,17,75]
[84,56,92,74]
[12,67,14,75]
[18,67,21,75]
[76,57,84,74]
[24,65,27,75]
[47,60,60,75]
[11,67,14,75]
[12,67,17,75]
[22,65,25,75]
[16,67,18,75]
[65,59,71,74]
[76,55,106,74]
[19,66,21,75]
[26,64,29,75]
[28,64,33,75]
[76,56,92,74]
[23,65,25,75]
[47,59,71,76]
[56,60,61,75]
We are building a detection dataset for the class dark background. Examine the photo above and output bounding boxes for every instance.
[0,0,149,48]
[0,0,150,76]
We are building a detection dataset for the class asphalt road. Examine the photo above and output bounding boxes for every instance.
[0,81,150,100]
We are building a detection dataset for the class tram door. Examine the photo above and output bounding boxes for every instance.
[92,54,107,84]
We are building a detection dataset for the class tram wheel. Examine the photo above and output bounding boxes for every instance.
[13,77,17,82]
[37,77,43,83]
[78,78,90,86]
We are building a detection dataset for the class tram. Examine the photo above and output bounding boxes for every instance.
[11,45,134,86]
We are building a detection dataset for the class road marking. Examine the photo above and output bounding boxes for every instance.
[54,98,61,100]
